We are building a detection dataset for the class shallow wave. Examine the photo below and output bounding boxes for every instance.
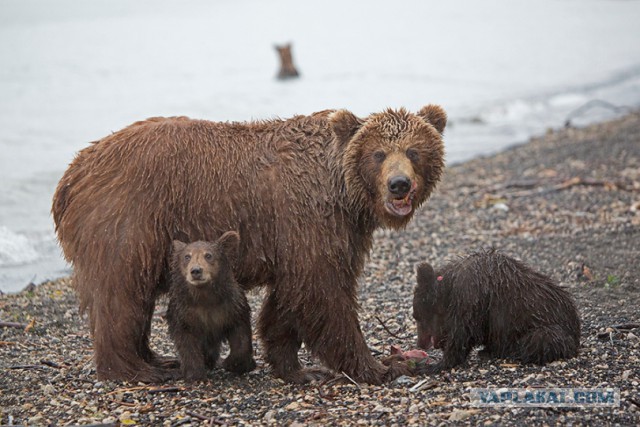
[0,226,39,267]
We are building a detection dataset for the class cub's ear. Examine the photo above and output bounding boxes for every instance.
[417,104,447,134]
[218,231,240,263]
[416,262,437,289]
[329,109,364,147]
[172,240,187,254]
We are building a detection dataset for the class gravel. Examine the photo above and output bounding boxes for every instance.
[1,113,639,426]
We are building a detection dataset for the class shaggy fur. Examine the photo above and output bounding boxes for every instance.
[413,249,581,373]
[167,232,255,381]
[52,105,446,383]
[275,43,299,79]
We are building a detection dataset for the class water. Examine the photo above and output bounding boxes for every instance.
[1,0,639,292]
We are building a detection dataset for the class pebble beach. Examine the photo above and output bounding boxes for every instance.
[1,113,639,426]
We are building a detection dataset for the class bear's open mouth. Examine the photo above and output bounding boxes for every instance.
[384,182,417,217]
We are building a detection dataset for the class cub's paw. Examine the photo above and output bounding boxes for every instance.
[222,356,257,375]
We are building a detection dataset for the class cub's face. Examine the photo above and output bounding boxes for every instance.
[171,231,240,288]
[331,105,446,229]
[413,262,447,350]
[172,241,221,287]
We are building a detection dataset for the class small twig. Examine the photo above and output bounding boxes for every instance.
[409,379,439,392]
[609,331,615,345]
[317,375,351,400]
[24,318,36,333]
[107,386,148,395]
[7,364,45,370]
[0,341,16,346]
[115,400,137,407]
[597,323,640,340]
[40,359,61,369]
[375,315,410,340]
[630,398,640,408]
[147,386,184,394]
[0,321,29,329]
[340,371,361,389]
[503,177,635,199]
[106,385,184,395]
[610,323,640,331]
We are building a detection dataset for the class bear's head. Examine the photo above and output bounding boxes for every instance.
[330,105,446,229]
[171,231,239,289]
[413,262,448,351]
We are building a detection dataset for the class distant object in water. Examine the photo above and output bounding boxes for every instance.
[275,43,300,80]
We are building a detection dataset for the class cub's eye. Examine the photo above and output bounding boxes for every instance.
[184,254,191,261]
[373,151,386,162]
[406,148,419,162]
[204,253,213,261]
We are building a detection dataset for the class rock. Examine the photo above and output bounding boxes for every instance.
[42,384,56,395]
[393,375,414,385]
[284,401,300,411]
[263,410,276,422]
[449,409,479,421]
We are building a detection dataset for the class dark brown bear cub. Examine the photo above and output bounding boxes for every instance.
[413,249,580,373]
[167,231,256,381]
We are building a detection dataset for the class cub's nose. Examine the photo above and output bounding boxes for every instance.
[190,267,203,280]
[388,175,411,197]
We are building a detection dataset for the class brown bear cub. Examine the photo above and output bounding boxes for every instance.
[167,231,256,381]
[413,249,580,373]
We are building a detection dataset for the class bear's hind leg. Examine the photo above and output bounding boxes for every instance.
[91,299,173,383]
[80,256,173,383]
[143,277,179,370]
[516,325,579,365]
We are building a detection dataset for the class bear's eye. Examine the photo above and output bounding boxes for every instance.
[373,151,386,163]
[406,148,419,162]
[184,254,191,261]
[204,253,213,261]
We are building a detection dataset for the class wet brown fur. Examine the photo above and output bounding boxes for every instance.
[413,248,581,373]
[167,232,255,381]
[275,43,299,79]
[52,106,446,383]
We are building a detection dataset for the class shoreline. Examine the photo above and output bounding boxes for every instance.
[1,112,639,425]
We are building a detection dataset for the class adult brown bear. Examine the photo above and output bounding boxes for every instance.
[52,106,446,384]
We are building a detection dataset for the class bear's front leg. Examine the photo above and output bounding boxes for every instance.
[264,272,391,385]
[222,302,256,374]
[173,331,209,381]
[305,299,388,385]
[258,289,333,383]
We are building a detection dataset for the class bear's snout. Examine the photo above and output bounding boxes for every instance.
[387,175,412,197]
[190,267,203,280]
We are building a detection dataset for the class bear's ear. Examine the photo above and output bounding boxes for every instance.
[218,231,240,263]
[329,109,364,147]
[172,240,187,254]
[417,104,447,134]
[416,262,437,292]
